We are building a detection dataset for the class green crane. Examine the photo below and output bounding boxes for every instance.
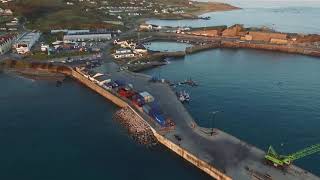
[265,144,320,168]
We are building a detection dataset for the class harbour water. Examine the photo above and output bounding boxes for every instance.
[0,74,210,180]
[144,41,192,52]
[147,1,320,34]
[143,46,320,176]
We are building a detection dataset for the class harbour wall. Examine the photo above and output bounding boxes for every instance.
[69,68,232,180]
[221,41,320,57]
[71,69,128,108]
[152,51,186,58]
[182,41,320,57]
[151,128,232,180]
[126,104,232,180]
[186,43,220,54]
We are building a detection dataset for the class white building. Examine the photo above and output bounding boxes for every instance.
[113,48,135,59]
[139,24,153,31]
[41,44,50,52]
[113,53,135,59]
[115,48,132,54]
[113,40,136,48]
[0,33,17,54]
[63,33,112,42]
[133,44,148,54]
[13,31,41,54]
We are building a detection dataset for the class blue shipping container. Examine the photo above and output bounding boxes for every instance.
[114,80,125,86]
[142,105,151,114]
[150,101,162,114]
[149,111,165,126]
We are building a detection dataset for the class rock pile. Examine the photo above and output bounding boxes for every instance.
[114,107,158,146]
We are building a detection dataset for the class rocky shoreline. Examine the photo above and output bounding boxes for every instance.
[114,107,158,146]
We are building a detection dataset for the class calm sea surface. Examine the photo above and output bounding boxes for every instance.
[147,1,320,34]
[143,44,320,176]
[0,74,210,179]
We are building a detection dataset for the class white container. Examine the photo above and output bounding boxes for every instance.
[139,91,155,103]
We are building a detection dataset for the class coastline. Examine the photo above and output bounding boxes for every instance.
[190,1,241,16]
[149,1,240,20]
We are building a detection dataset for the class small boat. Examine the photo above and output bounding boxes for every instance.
[177,91,190,103]
[181,78,198,87]
[183,91,190,102]
[200,16,211,20]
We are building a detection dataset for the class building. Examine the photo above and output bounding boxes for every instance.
[248,31,287,42]
[67,30,90,35]
[186,29,222,37]
[0,9,13,16]
[240,34,253,41]
[113,48,135,59]
[270,38,288,45]
[113,53,135,59]
[94,75,111,86]
[13,31,41,54]
[115,48,132,54]
[139,24,153,31]
[63,33,112,42]
[113,39,128,46]
[0,33,17,54]
[222,24,244,37]
[133,44,148,54]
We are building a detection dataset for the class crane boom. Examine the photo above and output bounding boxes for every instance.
[265,143,320,168]
[288,144,320,161]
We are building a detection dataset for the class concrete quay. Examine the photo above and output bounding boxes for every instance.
[2,60,319,180]
[79,61,320,180]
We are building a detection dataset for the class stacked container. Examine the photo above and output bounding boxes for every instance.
[139,91,155,103]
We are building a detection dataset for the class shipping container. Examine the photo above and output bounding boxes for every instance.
[114,80,125,87]
[150,101,162,114]
[149,111,166,126]
[139,91,154,103]
[117,88,136,98]
[110,81,119,88]
[132,98,144,107]
[142,104,151,114]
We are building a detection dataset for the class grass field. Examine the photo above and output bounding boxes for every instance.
[28,50,92,60]
[4,0,124,31]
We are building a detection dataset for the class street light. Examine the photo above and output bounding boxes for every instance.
[209,111,222,136]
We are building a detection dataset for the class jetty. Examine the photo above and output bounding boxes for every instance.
[72,62,320,180]
[1,59,319,180]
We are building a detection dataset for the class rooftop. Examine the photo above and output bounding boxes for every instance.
[0,33,16,45]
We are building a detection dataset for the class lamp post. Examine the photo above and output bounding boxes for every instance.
[210,111,221,136]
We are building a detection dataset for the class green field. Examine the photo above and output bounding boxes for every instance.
[4,0,124,31]
[28,50,92,60]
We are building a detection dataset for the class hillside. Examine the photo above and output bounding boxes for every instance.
[1,0,238,31]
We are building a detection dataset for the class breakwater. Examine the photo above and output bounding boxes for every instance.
[114,107,157,145]
[152,51,186,58]
[186,43,220,54]
[182,40,320,57]
[69,67,231,179]
[71,68,128,108]
[151,128,232,180]
[221,41,320,57]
